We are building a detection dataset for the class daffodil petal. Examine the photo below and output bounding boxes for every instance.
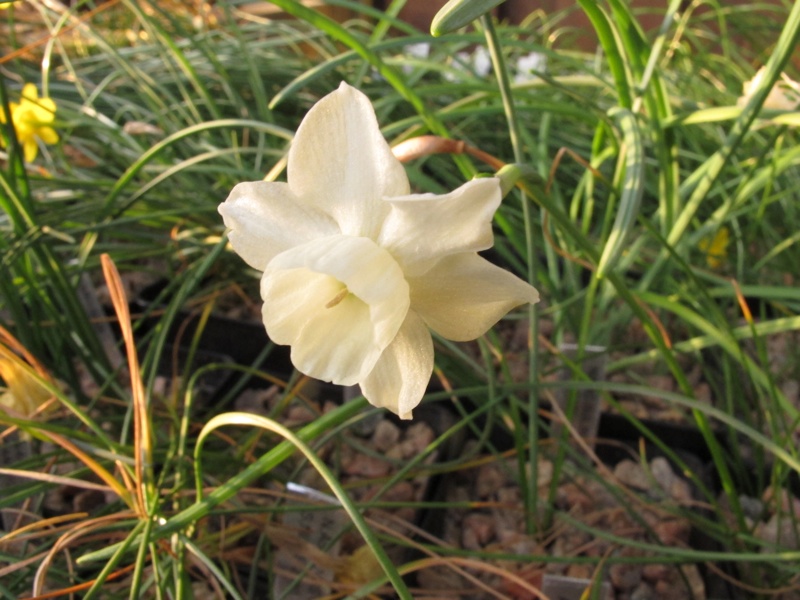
[378,177,501,275]
[287,82,409,239]
[219,181,338,270]
[409,253,539,341]
[37,126,58,145]
[36,97,56,116]
[360,311,433,420]
[20,83,39,102]
[262,235,410,384]
[23,139,38,163]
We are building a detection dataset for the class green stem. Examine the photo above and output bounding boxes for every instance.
[482,14,540,534]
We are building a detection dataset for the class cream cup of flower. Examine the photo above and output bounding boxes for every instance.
[219,82,538,419]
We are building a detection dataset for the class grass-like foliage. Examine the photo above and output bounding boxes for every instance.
[1,0,800,598]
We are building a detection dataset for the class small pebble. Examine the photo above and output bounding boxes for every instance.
[564,563,593,579]
[642,563,669,582]
[756,514,800,551]
[739,494,765,520]
[374,480,415,503]
[461,513,495,549]
[284,404,317,426]
[654,518,691,545]
[610,563,642,592]
[371,420,401,453]
[401,422,435,455]
[475,464,506,499]
[630,582,655,600]
[615,459,650,491]
[341,453,391,478]
[651,457,691,503]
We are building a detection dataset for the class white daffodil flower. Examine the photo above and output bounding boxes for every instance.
[514,51,547,84]
[219,82,538,419]
[738,67,800,111]
[401,43,431,74]
[444,47,492,83]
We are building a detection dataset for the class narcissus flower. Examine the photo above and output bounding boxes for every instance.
[738,67,800,111]
[219,83,538,419]
[698,226,730,269]
[0,83,59,163]
[0,355,52,418]
[514,51,547,84]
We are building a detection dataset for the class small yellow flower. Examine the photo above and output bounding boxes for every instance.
[0,2,15,9]
[0,83,59,163]
[698,226,730,269]
[0,354,52,419]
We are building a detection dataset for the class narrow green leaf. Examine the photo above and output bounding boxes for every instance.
[193,412,412,599]
[575,0,632,108]
[596,107,644,278]
[772,112,800,127]
[662,106,743,127]
[431,0,506,36]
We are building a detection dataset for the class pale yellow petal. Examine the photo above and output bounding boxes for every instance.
[287,82,409,239]
[219,181,338,271]
[360,311,433,420]
[409,253,539,341]
[377,177,501,276]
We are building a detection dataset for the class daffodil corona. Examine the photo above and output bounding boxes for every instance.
[0,83,59,163]
[219,83,539,418]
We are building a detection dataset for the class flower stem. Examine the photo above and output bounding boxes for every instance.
[482,15,541,535]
